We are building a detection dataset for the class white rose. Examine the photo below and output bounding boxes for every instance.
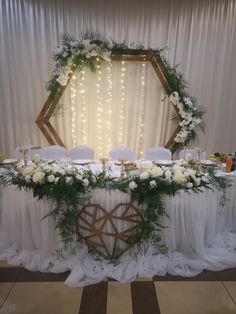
[186,182,193,189]
[82,178,89,186]
[32,171,45,184]
[187,169,196,178]
[165,169,172,179]
[76,174,83,181]
[129,181,137,190]
[172,165,182,171]
[24,175,31,183]
[43,165,52,172]
[47,174,55,183]
[140,172,150,180]
[92,176,97,183]
[65,176,73,185]
[150,180,157,188]
[23,166,35,176]
[55,177,59,184]
[173,173,186,184]
[195,177,201,186]
[150,166,163,178]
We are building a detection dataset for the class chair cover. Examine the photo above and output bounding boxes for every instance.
[145,147,172,160]
[69,145,95,160]
[179,148,206,160]
[109,147,135,160]
[40,145,69,160]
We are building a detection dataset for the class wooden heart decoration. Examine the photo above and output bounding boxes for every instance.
[77,202,144,259]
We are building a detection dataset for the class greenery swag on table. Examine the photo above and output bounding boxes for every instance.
[46,30,204,153]
[0,160,228,260]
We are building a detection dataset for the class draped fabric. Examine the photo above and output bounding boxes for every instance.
[0,0,236,158]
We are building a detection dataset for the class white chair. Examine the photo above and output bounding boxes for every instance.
[145,147,172,160]
[109,147,135,160]
[41,145,69,160]
[179,148,206,160]
[69,145,95,160]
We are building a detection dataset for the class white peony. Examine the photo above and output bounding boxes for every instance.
[150,166,163,178]
[32,171,45,184]
[140,172,150,180]
[47,174,55,183]
[129,181,137,190]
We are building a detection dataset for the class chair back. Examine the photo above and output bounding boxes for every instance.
[41,145,69,160]
[69,145,95,159]
[109,147,135,160]
[145,147,172,160]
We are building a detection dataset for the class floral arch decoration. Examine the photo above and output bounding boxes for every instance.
[36,31,204,153]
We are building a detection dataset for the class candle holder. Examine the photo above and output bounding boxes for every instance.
[19,147,29,166]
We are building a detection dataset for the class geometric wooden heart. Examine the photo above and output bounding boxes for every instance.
[77,202,143,259]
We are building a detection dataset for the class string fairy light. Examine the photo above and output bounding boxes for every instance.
[70,74,77,147]
[118,60,127,145]
[79,69,87,145]
[96,62,104,158]
[104,62,113,157]
[138,62,146,158]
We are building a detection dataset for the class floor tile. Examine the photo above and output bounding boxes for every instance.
[107,282,132,314]
[0,283,14,308]
[154,270,220,281]
[0,261,17,268]
[0,282,83,314]
[135,276,152,281]
[155,281,236,314]
[223,282,236,305]
[131,281,160,314]
[0,268,22,282]
[219,268,236,281]
[79,281,107,314]
[17,269,70,282]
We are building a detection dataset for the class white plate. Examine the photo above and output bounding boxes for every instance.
[200,160,217,166]
[154,160,174,166]
[72,159,92,165]
[0,159,18,164]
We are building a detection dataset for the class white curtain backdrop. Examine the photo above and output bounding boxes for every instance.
[0,0,236,158]
[52,61,174,159]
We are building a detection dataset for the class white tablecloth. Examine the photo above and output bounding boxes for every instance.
[0,174,236,287]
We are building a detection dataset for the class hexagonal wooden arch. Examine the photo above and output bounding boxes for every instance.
[36,50,181,148]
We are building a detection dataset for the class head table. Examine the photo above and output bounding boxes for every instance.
[0,162,236,287]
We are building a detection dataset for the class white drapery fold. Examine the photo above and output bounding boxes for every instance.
[0,0,236,157]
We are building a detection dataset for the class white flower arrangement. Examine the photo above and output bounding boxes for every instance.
[52,37,111,88]
[170,91,203,146]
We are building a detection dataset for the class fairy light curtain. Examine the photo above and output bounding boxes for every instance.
[51,60,175,159]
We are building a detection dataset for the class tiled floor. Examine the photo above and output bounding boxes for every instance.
[1,263,236,313]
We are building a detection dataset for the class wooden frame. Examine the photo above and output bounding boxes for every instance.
[36,50,180,148]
